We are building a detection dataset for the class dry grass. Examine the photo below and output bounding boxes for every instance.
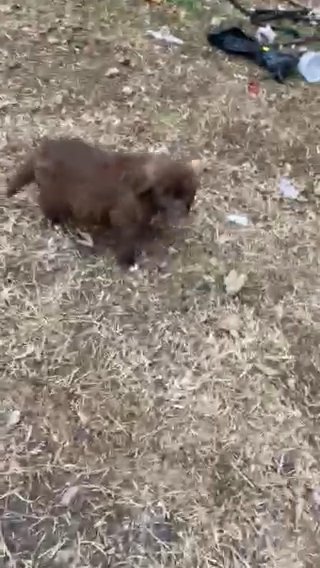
[0,0,320,566]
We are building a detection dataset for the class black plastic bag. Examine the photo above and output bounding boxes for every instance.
[207,27,258,58]
[207,27,299,82]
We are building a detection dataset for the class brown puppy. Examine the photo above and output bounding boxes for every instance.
[7,137,199,266]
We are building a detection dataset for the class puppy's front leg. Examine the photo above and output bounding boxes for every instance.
[117,231,139,268]
[110,197,145,268]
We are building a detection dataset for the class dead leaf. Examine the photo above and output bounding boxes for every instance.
[218,313,241,335]
[224,269,247,296]
[75,230,94,247]
[60,485,80,507]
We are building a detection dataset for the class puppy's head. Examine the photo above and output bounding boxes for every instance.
[143,157,201,223]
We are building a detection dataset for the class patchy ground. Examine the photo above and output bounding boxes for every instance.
[0,0,320,566]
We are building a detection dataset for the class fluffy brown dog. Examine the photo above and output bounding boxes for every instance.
[7,137,200,266]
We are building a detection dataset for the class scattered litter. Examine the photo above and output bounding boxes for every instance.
[218,313,241,335]
[207,26,299,82]
[255,25,276,45]
[146,27,184,46]
[279,177,299,199]
[298,51,320,83]
[224,269,247,296]
[227,213,250,226]
[248,80,260,97]
[105,67,120,78]
[6,409,21,429]
[60,485,80,507]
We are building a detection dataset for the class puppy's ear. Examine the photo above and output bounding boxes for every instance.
[189,159,207,175]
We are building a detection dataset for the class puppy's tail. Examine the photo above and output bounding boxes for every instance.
[7,156,35,197]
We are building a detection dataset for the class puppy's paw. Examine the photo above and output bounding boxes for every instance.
[117,248,139,270]
[129,263,139,273]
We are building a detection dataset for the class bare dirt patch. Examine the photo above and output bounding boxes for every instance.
[1,0,320,566]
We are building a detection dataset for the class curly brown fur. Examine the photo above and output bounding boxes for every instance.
[7,137,199,267]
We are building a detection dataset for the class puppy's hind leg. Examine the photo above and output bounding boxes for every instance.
[7,156,35,197]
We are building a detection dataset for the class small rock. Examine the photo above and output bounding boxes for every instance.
[7,409,21,429]
[47,36,60,45]
[122,85,134,96]
[105,67,120,78]
[224,269,247,296]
